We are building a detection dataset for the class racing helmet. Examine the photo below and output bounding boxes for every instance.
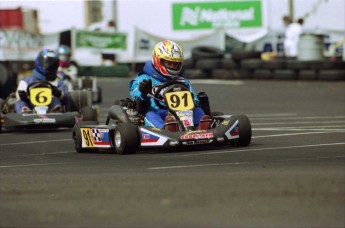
[152,40,184,77]
[35,49,59,81]
[57,45,71,67]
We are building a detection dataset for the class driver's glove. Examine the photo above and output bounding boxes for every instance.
[18,90,29,102]
[139,79,152,96]
[52,87,62,99]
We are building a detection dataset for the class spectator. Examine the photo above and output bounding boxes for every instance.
[282,16,304,57]
[101,20,117,65]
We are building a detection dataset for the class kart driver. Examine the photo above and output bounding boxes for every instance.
[15,49,69,113]
[130,40,211,131]
[57,45,78,91]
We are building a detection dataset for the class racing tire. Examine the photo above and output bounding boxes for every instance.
[318,70,345,80]
[73,124,87,153]
[252,69,273,79]
[262,59,286,70]
[191,46,224,60]
[96,86,102,103]
[221,58,238,69]
[240,59,263,70]
[195,58,222,70]
[81,106,98,122]
[273,69,298,80]
[298,70,318,80]
[183,69,209,79]
[114,123,139,155]
[69,91,92,112]
[230,115,252,147]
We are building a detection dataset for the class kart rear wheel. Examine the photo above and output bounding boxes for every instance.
[114,123,139,155]
[81,106,98,122]
[230,115,252,147]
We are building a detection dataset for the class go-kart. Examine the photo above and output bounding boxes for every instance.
[72,80,252,154]
[0,81,98,132]
[64,75,102,104]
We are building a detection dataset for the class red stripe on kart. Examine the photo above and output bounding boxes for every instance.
[141,139,159,143]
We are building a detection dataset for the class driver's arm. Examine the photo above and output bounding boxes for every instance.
[16,80,28,100]
[129,75,151,101]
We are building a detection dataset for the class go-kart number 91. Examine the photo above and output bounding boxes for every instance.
[30,88,52,106]
[81,128,94,147]
[165,91,194,111]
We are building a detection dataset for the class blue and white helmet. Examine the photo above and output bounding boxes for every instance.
[35,49,59,81]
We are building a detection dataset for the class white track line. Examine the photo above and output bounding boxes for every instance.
[252,120,345,126]
[178,142,345,157]
[190,79,244,85]
[1,151,75,158]
[252,131,345,138]
[0,161,82,169]
[250,115,345,120]
[0,139,70,146]
[148,155,345,170]
[253,126,345,131]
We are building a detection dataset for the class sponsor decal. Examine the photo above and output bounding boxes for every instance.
[81,128,111,148]
[140,129,168,146]
[222,120,230,126]
[141,133,159,143]
[169,141,179,146]
[180,132,214,140]
[217,137,225,142]
[225,120,240,139]
[76,30,127,49]
[151,127,161,132]
[173,1,262,30]
[34,118,56,123]
[182,139,211,145]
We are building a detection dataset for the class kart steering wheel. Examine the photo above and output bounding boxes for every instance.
[152,81,190,109]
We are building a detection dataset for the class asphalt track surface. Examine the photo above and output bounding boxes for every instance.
[1,78,344,228]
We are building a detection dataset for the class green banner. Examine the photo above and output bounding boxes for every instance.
[76,31,127,49]
[172,1,262,30]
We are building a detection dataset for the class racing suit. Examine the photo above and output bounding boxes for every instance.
[57,63,78,91]
[15,69,69,113]
[130,61,205,128]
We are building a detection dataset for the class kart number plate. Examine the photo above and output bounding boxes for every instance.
[30,88,52,106]
[80,128,111,148]
[165,91,194,111]
[81,128,95,148]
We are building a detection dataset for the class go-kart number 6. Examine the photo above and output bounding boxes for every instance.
[30,88,52,106]
[81,128,94,147]
[165,91,194,111]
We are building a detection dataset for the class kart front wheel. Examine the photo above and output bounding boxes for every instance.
[114,123,139,155]
[73,126,84,153]
[230,115,252,147]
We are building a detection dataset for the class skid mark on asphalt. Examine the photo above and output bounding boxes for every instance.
[176,142,345,157]
[148,155,345,170]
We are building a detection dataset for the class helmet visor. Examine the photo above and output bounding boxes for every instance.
[161,59,182,76]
